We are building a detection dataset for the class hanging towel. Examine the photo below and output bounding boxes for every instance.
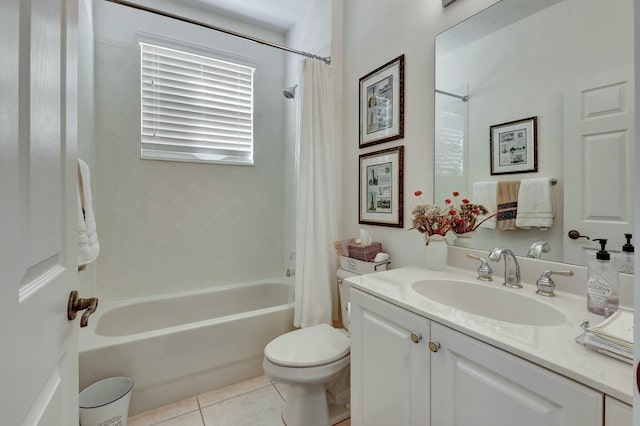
[516,177,555,229]
[472,181,498,230]
[77,159,99,267]
[496,181,520,230]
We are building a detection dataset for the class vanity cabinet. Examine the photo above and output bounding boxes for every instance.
[430,322,602,426]
[604,396,632,426]
[350,288,430,426]
[351,288,627,425]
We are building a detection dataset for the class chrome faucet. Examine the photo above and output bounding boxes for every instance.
[527,241,551,259]
[466,254,493,281]
[488,247,522,289]
[536,269,574,297]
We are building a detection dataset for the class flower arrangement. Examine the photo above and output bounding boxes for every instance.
[410,190,495,243]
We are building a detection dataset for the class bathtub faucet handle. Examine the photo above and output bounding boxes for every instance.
[67,290,99,328]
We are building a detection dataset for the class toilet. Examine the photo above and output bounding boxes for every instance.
[263,269,356,426]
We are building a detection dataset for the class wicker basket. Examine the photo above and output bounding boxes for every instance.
[348,242,383,262]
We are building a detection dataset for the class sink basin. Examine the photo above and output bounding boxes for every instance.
[411,280,566,326]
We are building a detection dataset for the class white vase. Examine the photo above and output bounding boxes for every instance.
[425,234,448,271]
[453,231,475,249]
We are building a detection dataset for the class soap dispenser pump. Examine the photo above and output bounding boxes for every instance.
[617,233,634,274]
[586,238,619,316]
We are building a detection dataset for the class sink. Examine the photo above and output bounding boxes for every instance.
[411,280,566,326]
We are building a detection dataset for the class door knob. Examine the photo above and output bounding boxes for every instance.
[567,230,590,240]
[410,332,422,344]
[428,340,441,352]
[67,291,98,327]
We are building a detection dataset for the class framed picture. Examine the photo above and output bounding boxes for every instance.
[359,55,405,148]
[490,116,538,175]
[359,146,404,227]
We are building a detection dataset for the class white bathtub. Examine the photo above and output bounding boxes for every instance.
[79,278,294,415]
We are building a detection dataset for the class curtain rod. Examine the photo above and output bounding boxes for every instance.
[435,89,469,102]
[104,0,332,65]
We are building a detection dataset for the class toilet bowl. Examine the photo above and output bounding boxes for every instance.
[262,269,356,426]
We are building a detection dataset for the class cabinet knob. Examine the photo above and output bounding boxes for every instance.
[410,332,422,344]
[428,340,441,352]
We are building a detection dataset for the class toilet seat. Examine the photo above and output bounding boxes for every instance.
[264,323,350,368]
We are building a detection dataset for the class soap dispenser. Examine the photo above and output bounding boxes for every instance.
[586,238,619,316]
[617,233,634,274]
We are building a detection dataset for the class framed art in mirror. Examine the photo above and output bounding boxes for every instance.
[359,146,404,227]
[359,55,404,148]
[490,116,538,175]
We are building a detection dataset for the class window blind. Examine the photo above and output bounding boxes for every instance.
[140,42,255,165]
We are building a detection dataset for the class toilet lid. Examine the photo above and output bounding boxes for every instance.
[264,323,350,367]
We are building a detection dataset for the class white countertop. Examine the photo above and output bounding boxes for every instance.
[346,265,633,405]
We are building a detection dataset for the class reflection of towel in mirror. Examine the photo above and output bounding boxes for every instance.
[516,177,554,229]
[78,159,100,267]
[472,181,497,229]
[497,181,520,230]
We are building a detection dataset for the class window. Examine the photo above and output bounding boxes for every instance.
[140,42,255,165]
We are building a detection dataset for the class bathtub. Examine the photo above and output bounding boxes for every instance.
[79,278,294,415]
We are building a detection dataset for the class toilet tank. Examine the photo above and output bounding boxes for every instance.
[337,269,358,330]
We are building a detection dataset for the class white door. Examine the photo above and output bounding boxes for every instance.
[563,65,635,265]
[0,0,80,424]
[350,288,430,426]
[430,323,602,426]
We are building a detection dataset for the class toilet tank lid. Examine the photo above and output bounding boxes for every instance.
[264,324,350,367]
[337,268,359,279]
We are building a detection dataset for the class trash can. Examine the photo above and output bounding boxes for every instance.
[79,376,133,426]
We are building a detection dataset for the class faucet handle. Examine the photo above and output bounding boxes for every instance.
[467,254,493,281]
[536,269,574,297]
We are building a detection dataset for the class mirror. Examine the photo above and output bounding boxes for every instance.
[434,0,634,267]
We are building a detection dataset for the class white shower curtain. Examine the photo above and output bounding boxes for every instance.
[293,58,338,328]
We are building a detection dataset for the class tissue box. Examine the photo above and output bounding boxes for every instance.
[348,242,383,262]
[340,256,389,274]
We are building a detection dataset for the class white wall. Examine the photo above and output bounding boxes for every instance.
[93,1,288,302]
[435,0,633,258]
[341,0,500,268]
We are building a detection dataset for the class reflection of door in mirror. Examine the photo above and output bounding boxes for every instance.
[563,66,634,265]
[434,0,634,267]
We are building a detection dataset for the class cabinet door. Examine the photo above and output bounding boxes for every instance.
[431,322,602,426]
[350,288,430,426]
[605,396,632,426]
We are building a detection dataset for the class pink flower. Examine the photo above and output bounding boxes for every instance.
[414,190,423,196]
[444,199,452,204]
[462,198,470,204]
[452,191,460,197]
[449,209,457,216]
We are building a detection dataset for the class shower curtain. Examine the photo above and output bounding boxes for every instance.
[294,58,337,328]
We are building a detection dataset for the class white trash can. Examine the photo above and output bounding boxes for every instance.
[79,376,133,426]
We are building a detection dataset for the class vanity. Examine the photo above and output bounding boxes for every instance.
[347,253,633,426]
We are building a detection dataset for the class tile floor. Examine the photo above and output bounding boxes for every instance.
[127,376,351,426]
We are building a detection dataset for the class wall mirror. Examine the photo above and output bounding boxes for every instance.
[434,0,634,268]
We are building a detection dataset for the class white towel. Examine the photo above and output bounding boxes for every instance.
[77,159,99,267]
[516,177,555,229]
[472,181,497,229]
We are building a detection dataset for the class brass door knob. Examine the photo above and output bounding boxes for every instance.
[67,290,99,327]
[428,340,441,353]
[410,332,422,344]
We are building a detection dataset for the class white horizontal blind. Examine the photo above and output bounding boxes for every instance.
[140,42,255,165]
